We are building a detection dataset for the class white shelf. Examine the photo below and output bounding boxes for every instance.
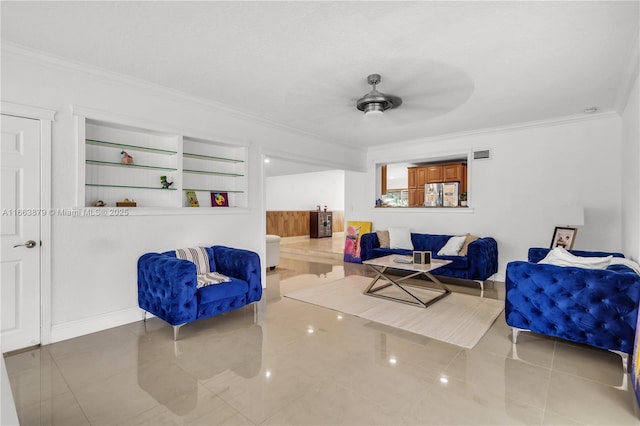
[86,139,177,155]
[77,116,248,210]
[181,137,247,208]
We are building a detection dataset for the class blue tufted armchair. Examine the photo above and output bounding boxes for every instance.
[137,245,262,340]
[505,248,640,372]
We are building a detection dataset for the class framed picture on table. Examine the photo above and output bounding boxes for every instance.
[550,227,577,250]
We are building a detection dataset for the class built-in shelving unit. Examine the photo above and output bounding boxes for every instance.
[77,114,248,211]
[181,137,246,208]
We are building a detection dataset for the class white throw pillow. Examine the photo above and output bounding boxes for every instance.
[437,236,467,256]
[388,227,413,250]
[538,247,612,270]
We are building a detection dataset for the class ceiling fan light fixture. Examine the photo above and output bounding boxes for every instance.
[364,102,385,116]
[356,74,402,115]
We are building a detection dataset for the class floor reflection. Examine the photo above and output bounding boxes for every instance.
[5,239,640,425]
[137,321,263,415]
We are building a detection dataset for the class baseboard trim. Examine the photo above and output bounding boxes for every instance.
[50,307,144,344]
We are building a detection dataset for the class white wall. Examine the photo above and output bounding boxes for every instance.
[622,71,640,261]
[346,114,624,281]
[265,170,344,211]
[3,42,636,342]
[1,47,361,342]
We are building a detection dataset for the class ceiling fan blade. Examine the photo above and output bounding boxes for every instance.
[279,61,474,129]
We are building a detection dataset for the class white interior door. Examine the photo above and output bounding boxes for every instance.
[1,114,41,353]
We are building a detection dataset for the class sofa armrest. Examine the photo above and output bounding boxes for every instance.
[466,237,498,281]
[359,233,380,261]
[505,260,640,353]
[212,246,262,303]
[137,253,198,325]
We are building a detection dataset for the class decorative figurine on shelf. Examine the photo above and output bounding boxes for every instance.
[120,151,134,165]
[160,175,173,189]
[186,190,199,207]
[93,200,106,207]
[116,198,137,207]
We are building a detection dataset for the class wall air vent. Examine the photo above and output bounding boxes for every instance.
[473,149,491,160]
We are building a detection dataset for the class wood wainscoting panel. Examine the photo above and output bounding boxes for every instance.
[332,211,344,233]
[267,210,344,237]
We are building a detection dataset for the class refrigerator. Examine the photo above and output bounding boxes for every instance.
[424,182,459,207]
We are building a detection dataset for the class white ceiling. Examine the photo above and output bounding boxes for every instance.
[2,1,639,155]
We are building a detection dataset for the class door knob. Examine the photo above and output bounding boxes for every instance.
[13,240,37,248]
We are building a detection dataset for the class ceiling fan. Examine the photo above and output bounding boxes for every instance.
[356,74,402,116]
[283,64,473,126]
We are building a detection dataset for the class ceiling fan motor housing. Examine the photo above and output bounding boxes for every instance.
[357,74,402,113]
[367,74,381,85]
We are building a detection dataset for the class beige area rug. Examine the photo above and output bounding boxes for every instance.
[285,275,504,349]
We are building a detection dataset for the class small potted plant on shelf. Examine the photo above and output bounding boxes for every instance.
[459,192,468,207]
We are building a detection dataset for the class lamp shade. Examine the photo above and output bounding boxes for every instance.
[554,205,584,227]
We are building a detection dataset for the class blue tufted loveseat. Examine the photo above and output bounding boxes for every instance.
[505,247,640,371]
[359,232,498,289]
[137,245,262,340]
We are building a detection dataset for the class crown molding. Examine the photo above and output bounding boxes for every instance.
[70,105,253,148]
[370,110,620,153]
[263,147,364,174]
[1,42,353,150]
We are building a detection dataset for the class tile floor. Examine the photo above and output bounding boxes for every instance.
[4,236,640,425]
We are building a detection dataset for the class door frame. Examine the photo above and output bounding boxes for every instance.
[1,101,55,346]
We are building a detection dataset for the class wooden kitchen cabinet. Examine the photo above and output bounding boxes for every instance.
[426,166,443,183]
[405,161,468,206]
[408,188,424,206]
[443,163,464,183]
[418,167,428,186]
[408,167,423,206]
[408,167,417,188]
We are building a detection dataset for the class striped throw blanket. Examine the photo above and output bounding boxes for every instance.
[175,247,231,288]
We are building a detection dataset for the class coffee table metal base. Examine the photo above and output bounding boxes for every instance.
[363,266,451,308]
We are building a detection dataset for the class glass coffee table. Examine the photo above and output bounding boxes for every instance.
[362,255,452,308]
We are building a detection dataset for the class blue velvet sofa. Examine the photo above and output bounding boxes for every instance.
[137,245,262,340]
[505,248,640,371]
[359,232,498,288]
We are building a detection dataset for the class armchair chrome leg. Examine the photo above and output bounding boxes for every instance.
[610,350,629,374]
[512,328,528,344]
[173,324,184,341]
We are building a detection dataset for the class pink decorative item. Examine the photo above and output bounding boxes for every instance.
[120,151,134,165]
